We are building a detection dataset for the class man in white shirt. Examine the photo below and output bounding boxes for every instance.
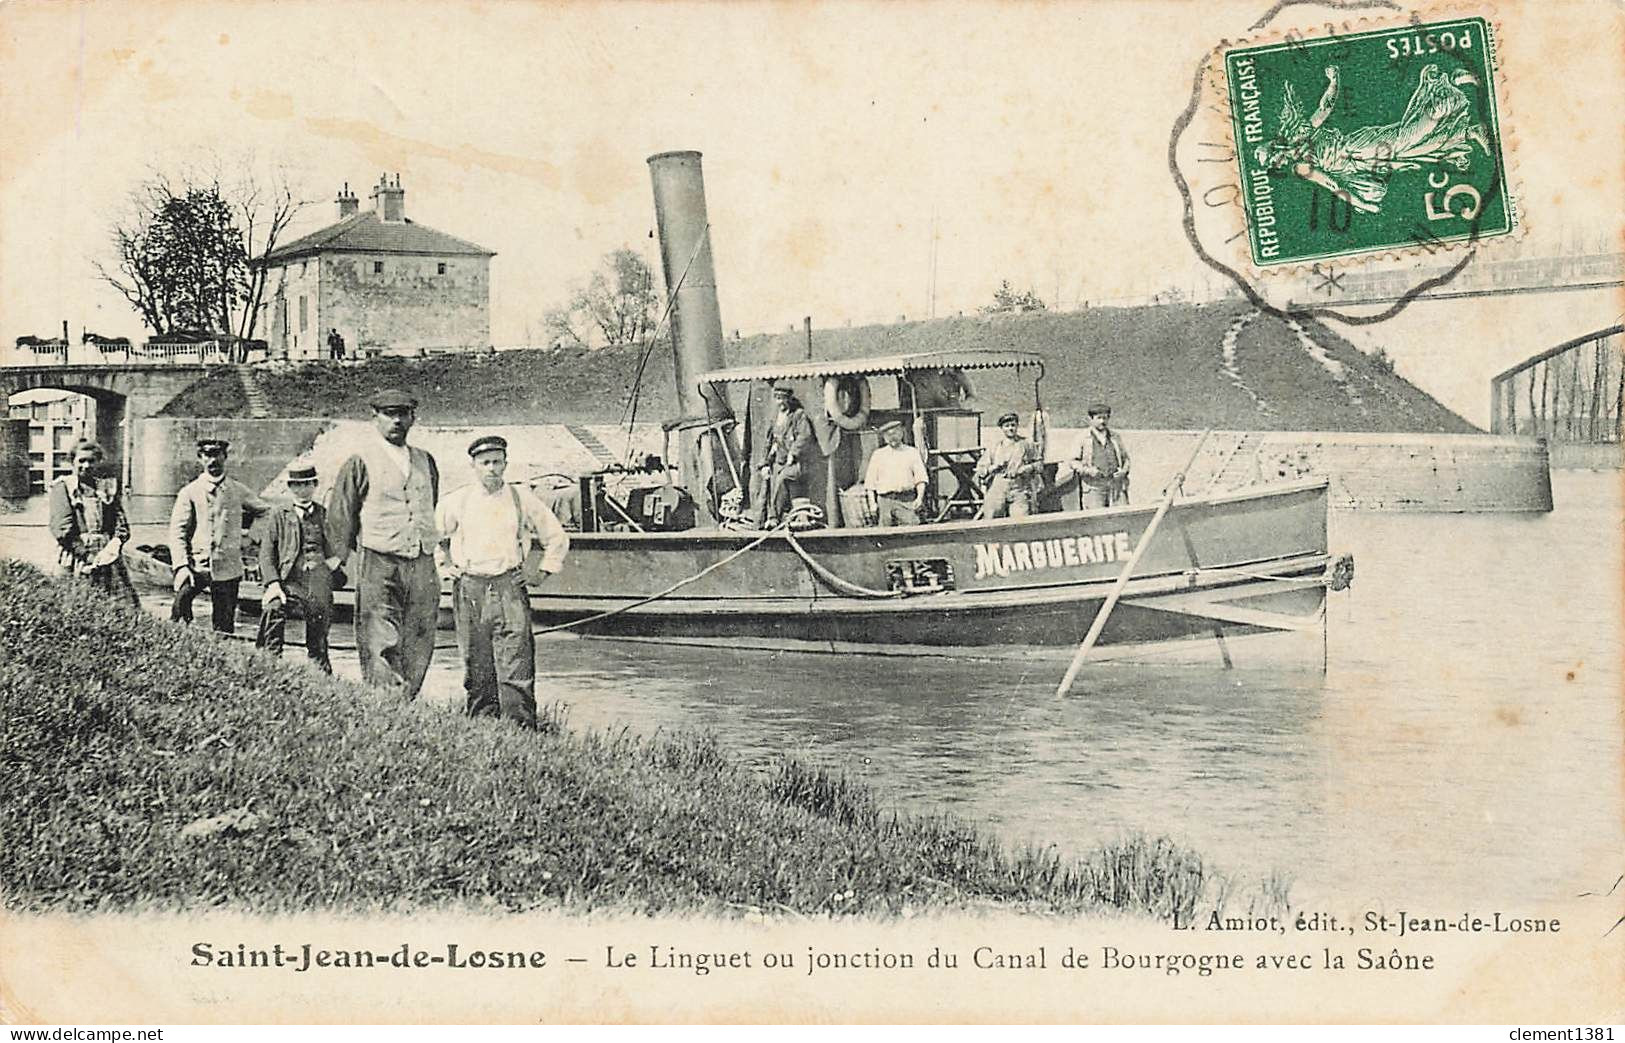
[862,419,927,526]
[435,434,570,729]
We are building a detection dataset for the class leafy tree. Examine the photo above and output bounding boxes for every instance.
[981,280,1048,315]
[95,158,308,339]
[544,248,661,349]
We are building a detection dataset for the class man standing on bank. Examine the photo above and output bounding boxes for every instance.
[1075,402,1131,508]
[255,460,339,673]
[977,412,1044,519]
[48,440,140,609]
[863,419,928,526]
[326,389,441,699]
[436,435,569,729]
[169,438,271,633]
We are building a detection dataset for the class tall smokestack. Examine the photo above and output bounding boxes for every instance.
[647,151,739,520]
[647,151,731,424]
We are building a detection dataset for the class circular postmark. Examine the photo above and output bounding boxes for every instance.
[1170,0,1518,325]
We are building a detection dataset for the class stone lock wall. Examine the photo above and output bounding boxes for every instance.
[322,253,490,355]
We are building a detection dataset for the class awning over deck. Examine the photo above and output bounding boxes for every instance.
[697,350,1046,385]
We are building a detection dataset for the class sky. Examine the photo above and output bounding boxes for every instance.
[0,0,1619,420]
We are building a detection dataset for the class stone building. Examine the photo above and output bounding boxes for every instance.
[262,175,495,359]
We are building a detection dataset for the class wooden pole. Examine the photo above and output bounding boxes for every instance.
[1055,430,1211,697]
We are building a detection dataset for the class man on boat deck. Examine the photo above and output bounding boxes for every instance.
[255,460,338,673]
[169,438,271,633]
[977,412,1044,519]
[750,383,817,528]
[863,419,927,526]
[326,388,441,700]
[1075,402,1130,508]
[436,434,570,729]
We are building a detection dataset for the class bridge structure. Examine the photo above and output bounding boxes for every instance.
[1490,324,1624,468]
[0,362,209,495]
[1280,250,1623,308]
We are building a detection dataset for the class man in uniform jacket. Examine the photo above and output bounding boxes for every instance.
[749,383,818,528]
[47,440,139,609]
[1075,402,1131,508]
[169,437,271,633]
[325,388,441,699]
[255,460,339,672]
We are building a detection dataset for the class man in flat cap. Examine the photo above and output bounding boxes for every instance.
[862,419,927,526]
[976,411,1044,519]
[435,434,570,729]
[255,460,339,673]
[748,382,817,528]
[326,389,442,699]
[1075,402,1130,508]
[169,437,271,633]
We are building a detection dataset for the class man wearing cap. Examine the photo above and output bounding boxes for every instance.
[436,434,569,729]
[749,383,817,528]
[169,438,272,633]
[1075,403,1131,508]
[254,460,338,672]
[326,389,442,699]
[976,412,1044,519]
[862,419,928,526]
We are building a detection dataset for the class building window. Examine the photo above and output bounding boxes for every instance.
[299,295,307,332]
[373,260,384,274]
[437,262,447,275]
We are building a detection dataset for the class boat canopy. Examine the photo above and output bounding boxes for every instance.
[696,350,1046,386]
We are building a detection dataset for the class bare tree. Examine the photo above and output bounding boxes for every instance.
[544,248,661,349]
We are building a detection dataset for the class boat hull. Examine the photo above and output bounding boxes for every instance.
[525,478,1334,654]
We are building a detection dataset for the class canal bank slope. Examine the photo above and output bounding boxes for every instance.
[158,302,1475,431]
[0,560,1253,918]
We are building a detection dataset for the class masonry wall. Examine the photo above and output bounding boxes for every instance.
[321,253,490,356]
[267,259,324,360]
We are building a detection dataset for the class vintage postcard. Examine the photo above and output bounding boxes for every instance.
[0,0,1620,1027]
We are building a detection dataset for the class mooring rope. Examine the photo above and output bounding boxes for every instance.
[781,528,904,599]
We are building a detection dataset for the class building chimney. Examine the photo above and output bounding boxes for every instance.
[371,173,405,222]
[336,182,359,219]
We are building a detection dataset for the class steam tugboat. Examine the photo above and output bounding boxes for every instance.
[516,152,1348,662]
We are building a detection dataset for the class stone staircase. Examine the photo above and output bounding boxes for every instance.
[1200,431,1264,493]
[564,423,620,469]
[235,364,271,419]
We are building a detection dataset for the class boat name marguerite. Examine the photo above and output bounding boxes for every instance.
[972,531,1134,579]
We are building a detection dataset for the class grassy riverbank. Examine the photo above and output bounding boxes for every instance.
[0,561,1283,919]
[157,302,1475,432]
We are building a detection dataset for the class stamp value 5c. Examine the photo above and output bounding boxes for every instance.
[1224,16,1514,268]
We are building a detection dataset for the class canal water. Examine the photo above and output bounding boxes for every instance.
[3,470,1618,907]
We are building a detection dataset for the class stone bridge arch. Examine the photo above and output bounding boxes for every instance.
[0,365,208,493]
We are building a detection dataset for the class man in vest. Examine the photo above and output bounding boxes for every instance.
[326,389,442,699]
[1075,402,1131,508]
[436,434,570,729]
[169,438,272,632]
[977,412,1044,519]
[255,460,338,673]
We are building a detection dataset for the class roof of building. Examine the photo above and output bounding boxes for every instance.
[262,210,495,264]
[698,350,1047,385]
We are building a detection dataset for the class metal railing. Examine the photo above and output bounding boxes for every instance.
[1490,325,1624,443]
[3,339,268,368]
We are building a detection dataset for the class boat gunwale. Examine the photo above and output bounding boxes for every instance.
[562,477,1332,545]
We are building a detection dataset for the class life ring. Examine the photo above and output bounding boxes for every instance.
[823,375,871,431]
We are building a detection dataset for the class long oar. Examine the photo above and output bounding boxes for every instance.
[1055,429,1211,697]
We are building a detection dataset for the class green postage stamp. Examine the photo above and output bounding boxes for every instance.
[1224,16,1514,267]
